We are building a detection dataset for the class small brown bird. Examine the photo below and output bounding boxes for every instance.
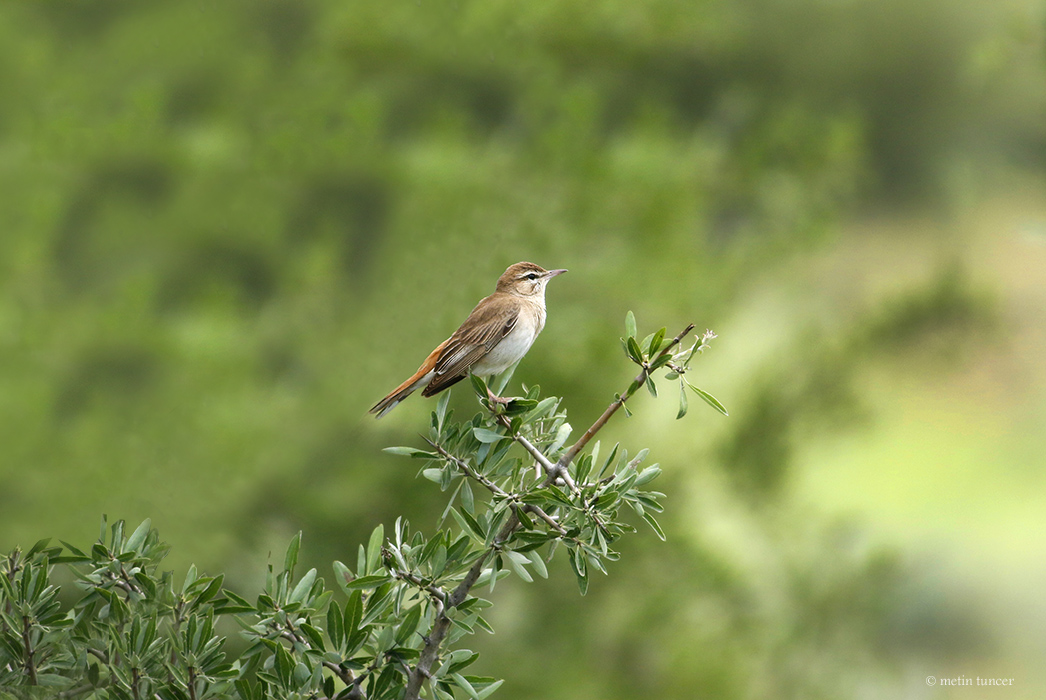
[370,262,567,418]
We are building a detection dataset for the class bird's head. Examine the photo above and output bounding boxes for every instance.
[496,262,567,297]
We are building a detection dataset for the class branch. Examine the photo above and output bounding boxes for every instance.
[557,323,694,470]
[22,614,37,685]
[403,513,521,700]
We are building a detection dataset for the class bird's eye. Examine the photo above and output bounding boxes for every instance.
[524,273,539,280]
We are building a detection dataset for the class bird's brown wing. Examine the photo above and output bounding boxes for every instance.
[422,300,519,396]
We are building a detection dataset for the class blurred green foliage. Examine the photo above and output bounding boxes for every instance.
[1,0,1044,698]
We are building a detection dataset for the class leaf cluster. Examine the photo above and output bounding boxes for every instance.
[1,315,722,700]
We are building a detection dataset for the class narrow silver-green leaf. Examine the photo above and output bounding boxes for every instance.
[475,679,505,700]
[289,568,317,604]
[642,512,667,541]
[525,550,548,579]
[625,310,637,339]
[649,327,666,355]
[366,524,384,575]
[687,382,729,416]
[453,673,479,699]
[504,551,533,583]
[472,427,504,444]
[125,519,151,553]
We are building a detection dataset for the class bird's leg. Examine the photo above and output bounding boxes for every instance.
[485,385,512,407]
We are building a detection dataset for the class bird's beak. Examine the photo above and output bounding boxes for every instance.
[546,269,568,278]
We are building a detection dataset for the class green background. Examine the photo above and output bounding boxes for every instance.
[1,0,1044,698]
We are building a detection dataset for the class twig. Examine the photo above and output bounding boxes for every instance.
[427,439,568,536]
[392,567,448,607]
[22,614,38,685]
[522,505,567,536]
[322,661,355,687]
[557,323,694,471]
[403,513,521,700]
[494,415,558,477]
[424,439,510,498]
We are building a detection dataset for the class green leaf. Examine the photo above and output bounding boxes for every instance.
[526,550,548,579]
[452,507,485,541]
[642,512,667,541]
[503,551,532,583]
[548,422,572,454]
[361,583,395,625]
[676,378,689,419]
[635,465,662,486]
[289,568,317,604]
[625,310,637,339]
[26,538,52,558]
[341,574,391,590]
[626,336,644,364]
[650,352,673,370]
[502,397,538,415]
[182,564,198,595]
[468,373,488,399]
[422,468,444,483]
[645,376,658,398]
[125,519,151,553]
[569,548,589,596]
[275,643,294,686]
[216,589,255,614]
[35,673,74,688]
[394,604,423,645]
[529,396,558,420]
[461,480,475,514]
[327,601,344,648]
[344,589,363,635]
[384,446,438,459]
[686,382,729,416]
[284,532,302,576]
[195,574,225,604]
[472,427,504,444]
[300,622,325,651]
[475,679,505,700]
[452,673,479,699]
[445,650,480,675]
[430,543,448,578]
[332,560,353,593]
[436,391,451,430]
[649,327,666,355]
[491,360,517,395]
[58,540,88,558]
[366,524,384,575]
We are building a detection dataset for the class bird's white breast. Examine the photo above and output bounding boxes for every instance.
[471,300,545,377]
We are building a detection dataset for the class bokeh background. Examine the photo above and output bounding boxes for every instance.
[2,0,1045,698]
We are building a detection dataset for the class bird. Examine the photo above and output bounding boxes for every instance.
[370,261,567,418]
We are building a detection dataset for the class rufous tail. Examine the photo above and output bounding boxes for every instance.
[369,340,447,418]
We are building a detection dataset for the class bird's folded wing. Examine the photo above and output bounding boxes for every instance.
[423,304,519,395]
